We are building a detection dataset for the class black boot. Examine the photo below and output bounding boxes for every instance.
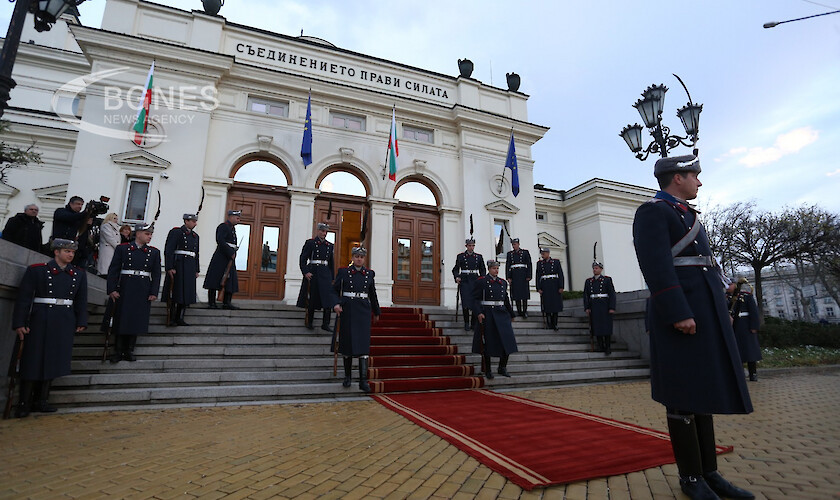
[222,292,239,310]
[522,302,528,318]
[703,471,755,499]
[483,355,494,379]
[498,354,511,377]
[176,304,189,326]
[34,380,57,413]
[343,357,352,388]
[305,308,315,330]
[463,308,471,331]
[168,303,178,326]
[358,356,371,393]
[748,362,757,381]
[125,335,137,362]
[109,336,124,363]
[321,309,331,331]
[515,301,522,318]
[15,380,34,418]
[552,313,559,331]
[604,336,612,356]
[207,290,219,309]
[668,412,719,500]
[695,414,753,498]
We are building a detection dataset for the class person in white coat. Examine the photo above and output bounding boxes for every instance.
[97,213,121,276]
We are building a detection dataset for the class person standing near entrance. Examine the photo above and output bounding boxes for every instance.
[474,260,518,379]
[333,246,380,392]
[163,214,200,326]
[296,222,335,331]
[535,247,564,330]
[584,260,617,355]
[505,237,532,318]
[11,238,88,417]
[204,210,240,310]
[633,154,754,500]
[452,238,485,331]
[106,222,161,363]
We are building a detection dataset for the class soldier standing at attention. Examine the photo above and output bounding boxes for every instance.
[452,238,485,331]
[535,247,564,330]
[203,210,240,310]
[296,223,335,331]
[333,246,380,392]
[163,214,200,326]
[731,284,761,382]
[474,260,518,379]
[107,222,161,363]
[584,259,617,355]
[505,237,532,318]
[633,154,754,500]
[11,238,88,417]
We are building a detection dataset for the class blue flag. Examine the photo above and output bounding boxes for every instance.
[505,133,519,197]
[301,93,313,167]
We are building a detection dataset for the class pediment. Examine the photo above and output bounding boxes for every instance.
[484,199,519,214]
[0,182,19,197]
[110,150,171,170]
[537,231,565,249]
[33,183,68,202]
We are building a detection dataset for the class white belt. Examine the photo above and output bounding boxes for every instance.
[738,312,749,317]
[510,264,527,269]
[673,255,714,267]
[227,242,238,249]
[309,260,329,266]
[174,250,196,257]
[33,298,73,306]
[461,270,480,274]
[121,270,151,277]
[590,294,609,298]
[481,300,505,306]
[541,274,559,280]
[343,292,368,299]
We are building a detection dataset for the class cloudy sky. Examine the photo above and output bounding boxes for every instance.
[3,0,838,212]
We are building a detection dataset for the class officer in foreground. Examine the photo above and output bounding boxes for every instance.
[297,223,335,331]
[584,260,617,355]
[505,237,532,318]
[332,246,380,392]
[11,238,88,417]
[473,260,518,378]
[163,214,200,326]
[452,238,485,331]
[633,154,754,500]
[535,247,564,330]
[204,210,240,310]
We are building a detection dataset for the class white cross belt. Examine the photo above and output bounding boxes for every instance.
[343,292,368,299]
[174,250,196,257]
[33,298,74,306]
[121,270,151,277]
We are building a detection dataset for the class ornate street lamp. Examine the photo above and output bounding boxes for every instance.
[619,74,702,161]
[0,0,87,118]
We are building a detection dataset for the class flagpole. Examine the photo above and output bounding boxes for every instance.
[499,128,513,194]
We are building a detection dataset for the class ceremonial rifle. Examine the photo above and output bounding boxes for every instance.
[729,277,750,317]
[332,313,341,376]
[3,337,24,419]
[101,297,116,362]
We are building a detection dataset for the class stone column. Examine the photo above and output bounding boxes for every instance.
[368,196,399,307]
[283,186,319,305]
[439,206,462,308]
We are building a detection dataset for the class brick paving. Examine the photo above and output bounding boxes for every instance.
[1,367,838,499]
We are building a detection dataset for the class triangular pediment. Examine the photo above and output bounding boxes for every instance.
[33,183,68,202]
[110,150,171,170]
[0,182,19,196]
[537,231,565,249]
[484,199,519,214]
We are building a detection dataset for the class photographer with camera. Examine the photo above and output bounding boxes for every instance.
[52,196,110,269]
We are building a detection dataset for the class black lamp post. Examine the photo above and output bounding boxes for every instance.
[764,9,840,28]
[0,0,86,119]
[619,74,702,160]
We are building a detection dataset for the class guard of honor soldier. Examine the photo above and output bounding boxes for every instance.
[11,238,88,417]
[162,213,200,326]
[535,247,564,330]
[332,246,380,392]
[297,222,336,331]
[584,259,617,355]
[203,210,240,310]
[473,260,518,379]
[731,285,761,382]
[505,238,532,318]
[106,222,161,363]
[452,238,486,331]
[633,154,754,500]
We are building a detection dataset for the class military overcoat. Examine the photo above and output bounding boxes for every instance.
[471,275,518,357]
[162,225,200,305]
[505,248,532,300]
[452,252,485,311]
[107,242,162,336]
[732,291,762,363]
[583,275,617,337]
[331,266,380,356]
[296,237,335,309]
[203,221,238,293]
[535,258,564,313]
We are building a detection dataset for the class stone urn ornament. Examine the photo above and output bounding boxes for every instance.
[202,0,223,15]
[458,58,474,78]
[506,72,521,92]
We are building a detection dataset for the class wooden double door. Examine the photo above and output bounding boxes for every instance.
[313,194,367,270]
[392,205,440,305]
[226,183,290,300]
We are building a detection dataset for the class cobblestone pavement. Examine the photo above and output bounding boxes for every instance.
[2,368,838,499]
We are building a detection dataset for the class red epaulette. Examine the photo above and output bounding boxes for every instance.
[476,276,487,281]
[173,226,180,230]
[118,242,131,246]
[30,262,47,268]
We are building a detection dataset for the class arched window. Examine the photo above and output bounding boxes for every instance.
[233,160,288,186]
[395,181,438,206]
[319,170,367,197]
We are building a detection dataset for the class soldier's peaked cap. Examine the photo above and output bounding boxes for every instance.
[486,259,500,268]
[51,238,78,251]
[539,247,550,253]
[510,237,520,244]
[317,222,330,231]
[183,213,198,221]
[134,222,154,233]
[465,238,475,245]
[654,154,701,177]
[227,210,242,216]
[351,246,367,256]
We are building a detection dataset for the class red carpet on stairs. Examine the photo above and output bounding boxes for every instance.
[367,307,484,393]
[373,389,733,490]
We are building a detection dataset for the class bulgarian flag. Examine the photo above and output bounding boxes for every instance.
[386,107,399,181]
[132,61,155,146]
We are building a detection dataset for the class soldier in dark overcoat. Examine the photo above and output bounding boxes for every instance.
[584,261,617,355]
[203,210,240,309]
[731,287,761,381]
[633,154,754,500]
[473,260,518,379]
[11,238,88,417]
[505,238,532,318]
[535,247,564,330]
[332,247,380,392]
[452,238,485,331]
[296,223,336,331]
[106,222,161,363]
[162,214,200,326]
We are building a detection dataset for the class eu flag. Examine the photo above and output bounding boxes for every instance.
[301,93,313,167]
[505,133,519,197]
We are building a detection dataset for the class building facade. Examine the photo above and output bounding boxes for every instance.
[752,267,840,324]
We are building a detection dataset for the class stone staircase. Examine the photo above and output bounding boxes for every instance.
[52,302,649,411]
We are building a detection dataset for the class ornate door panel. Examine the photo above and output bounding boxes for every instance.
[393,206,440,305]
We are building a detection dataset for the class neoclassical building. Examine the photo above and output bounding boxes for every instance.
[1,0,654,306]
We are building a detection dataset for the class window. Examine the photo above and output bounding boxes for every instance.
[773,285,781,295]
[536,211,547,221]
[775,298,784,307]
[828,307,835,318]
[402,125,433,143]
[824,297,834,304]
[123,177,152,222]
[493,219,511,257]
[777,310,785,318]
[330,111,366,131]
[247,96,289,118]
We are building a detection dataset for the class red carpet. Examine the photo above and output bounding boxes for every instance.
[373,389,733,490]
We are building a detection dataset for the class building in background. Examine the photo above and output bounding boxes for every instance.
[752,267,839,324]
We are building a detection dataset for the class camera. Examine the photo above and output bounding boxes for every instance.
[85,196,110,217]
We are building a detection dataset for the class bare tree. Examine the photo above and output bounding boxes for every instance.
[784,205,840,311]
[0,119,43,186]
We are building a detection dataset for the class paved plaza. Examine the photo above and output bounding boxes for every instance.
[2,367,838,499]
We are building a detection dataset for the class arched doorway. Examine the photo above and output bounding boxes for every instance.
[227,157,291,300]
[393,178,441,305]
[314,168,370,269]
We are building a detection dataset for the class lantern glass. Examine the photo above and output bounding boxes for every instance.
[633,97,660,129]
[677,103,703,137]
[620,124,644,152]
